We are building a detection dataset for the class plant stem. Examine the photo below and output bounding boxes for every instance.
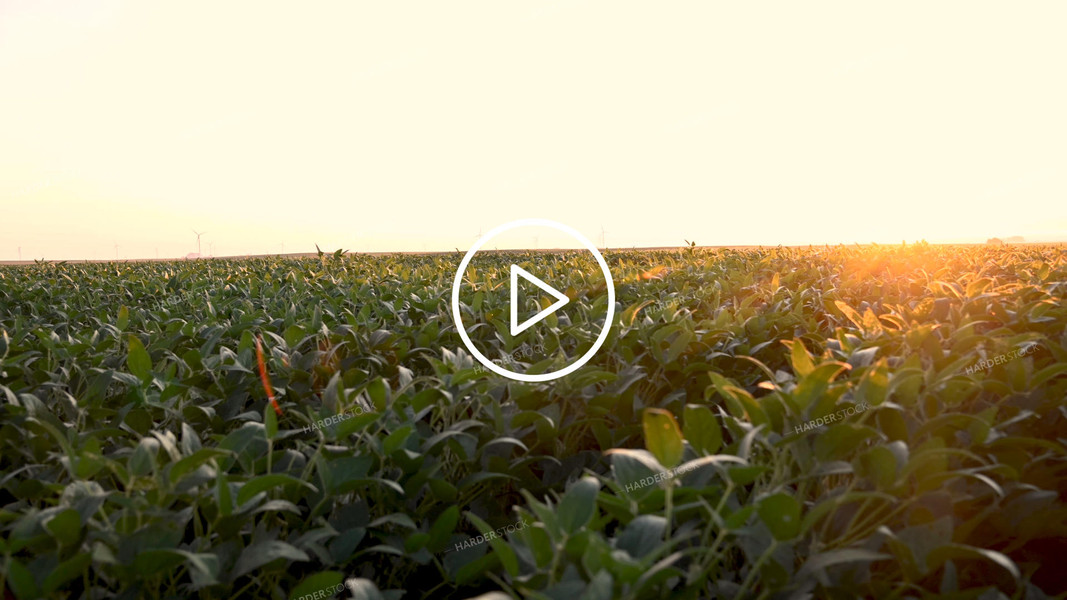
[665,483,674,546]
[547,533,568,585]
[736,540,778,599]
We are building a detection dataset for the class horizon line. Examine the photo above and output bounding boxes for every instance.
[2,240,1063,265]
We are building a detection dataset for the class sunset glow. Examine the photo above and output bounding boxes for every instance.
[2,1,1065,260]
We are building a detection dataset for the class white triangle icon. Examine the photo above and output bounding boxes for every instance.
[510,264,569,336]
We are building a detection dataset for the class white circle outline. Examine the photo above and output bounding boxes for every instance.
[451,218,615,382]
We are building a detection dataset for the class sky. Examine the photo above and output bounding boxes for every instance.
[1,1,1065,260]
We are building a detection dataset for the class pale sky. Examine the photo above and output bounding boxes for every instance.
[2,1,1065,260]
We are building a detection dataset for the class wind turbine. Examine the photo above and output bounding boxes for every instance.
[600,225,607,249]
[473,226,483,241]
[114,243,119,260]
[209,241,214,257]
[17,247,21,261]
[192,230,206,256]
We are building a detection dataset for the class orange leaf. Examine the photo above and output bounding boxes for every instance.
[255,334,282,416]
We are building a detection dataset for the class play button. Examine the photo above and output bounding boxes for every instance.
[510,264,569,336]
[451,218,615,383]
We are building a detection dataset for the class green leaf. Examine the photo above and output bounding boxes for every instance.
[6,558,40,599]
[428,505,460,552]
[290,571,345,600]
[128,438,157,477]
[344,579,386,600]
[965,277,993,296]
[621,299,656,327]
[927,543,1019,580]
[523,522,555,569]
[132,549,218,583]
[465,512,520,577]
[217,472,232,517]
[582,571,614,600]
[127,335,152,381]
[834,300,864,329]
[117,305,129,330]
[757,493,801,541]
[798,548,891,580]
[42,553,92,594]
[727,465,771,486]
[264,404,277,440]
[284,324,305,348]
[368,513,417,530]
[633,551,685,595]
[174,551,220,586]
[674,454,748,482]
[683,404,722,455]
[793,362,850,409]
[428,478,458,503]
[124,408,153,435]
[665,330,693,364]
[133,549,186,576]
[814,423,880,462]
[801,492,896,535]
[724,505,755,530]
[856,358,889,405]
[896,515,954,573]
[642,408,684,468]
[367,377,389,408]
[382,425,413,455]
[606,449,665,498]
[1031,362,1067,388]
[236,474,317,506]
[44,508,82,546]
[169,448,231,484]
[179,422,202,455]
[616,515,666,559]
[232,540,310,579]
[786,338,815,377]
[854,445,898,490]
[558,476,600,534]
